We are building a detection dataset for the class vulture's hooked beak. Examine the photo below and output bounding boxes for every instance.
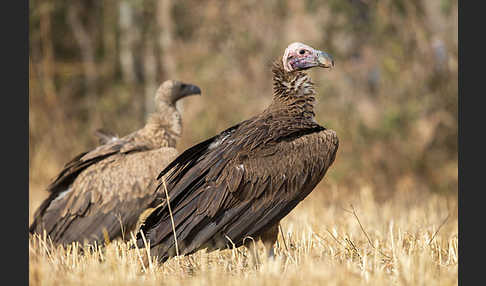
[179,83,202,99]
[317,51,334,69]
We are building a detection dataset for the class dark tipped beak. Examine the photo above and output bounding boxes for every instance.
[317,51,334,68]
[179,83,202,98]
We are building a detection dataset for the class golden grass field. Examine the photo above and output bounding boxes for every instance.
[29,183,458,286]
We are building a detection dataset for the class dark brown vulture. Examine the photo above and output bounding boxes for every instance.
[136,42,338,262]
[29,80,201,245]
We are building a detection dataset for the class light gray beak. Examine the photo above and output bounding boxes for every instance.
[317,51,334,68]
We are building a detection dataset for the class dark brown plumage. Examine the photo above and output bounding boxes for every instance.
[29,80,201,245]
[136,42,338,262]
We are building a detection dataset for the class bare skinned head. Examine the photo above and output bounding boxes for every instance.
[282,42,334,73]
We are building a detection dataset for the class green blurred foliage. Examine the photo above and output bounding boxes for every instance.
[29,0,457,198]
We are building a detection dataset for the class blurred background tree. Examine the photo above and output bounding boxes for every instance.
[29,0,457,214]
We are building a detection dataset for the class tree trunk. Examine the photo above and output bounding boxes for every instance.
[39,2,57,108]
[156,0,176,78]
[67,1,98,100]
[118,0,137,84]
[143,37,157,119]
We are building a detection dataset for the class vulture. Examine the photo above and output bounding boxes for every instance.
[29,80,201,245]
[135,42,338,262]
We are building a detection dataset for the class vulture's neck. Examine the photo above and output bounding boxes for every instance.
[140,104,181,148]
[269,60,316,120]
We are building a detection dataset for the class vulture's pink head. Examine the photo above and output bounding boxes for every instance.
[282,42,334,73]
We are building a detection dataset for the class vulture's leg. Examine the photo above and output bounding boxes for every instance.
[260,223,279,259]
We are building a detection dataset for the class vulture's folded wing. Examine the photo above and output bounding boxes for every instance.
[30,147,179,245]
[136,124,338,261]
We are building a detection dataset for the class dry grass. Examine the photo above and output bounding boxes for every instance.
[29,184,458,286]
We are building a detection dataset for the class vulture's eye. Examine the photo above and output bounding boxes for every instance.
[299,49,306,55]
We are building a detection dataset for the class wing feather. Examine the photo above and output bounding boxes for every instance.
[136,121,338,261]
[29,144,178,245]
